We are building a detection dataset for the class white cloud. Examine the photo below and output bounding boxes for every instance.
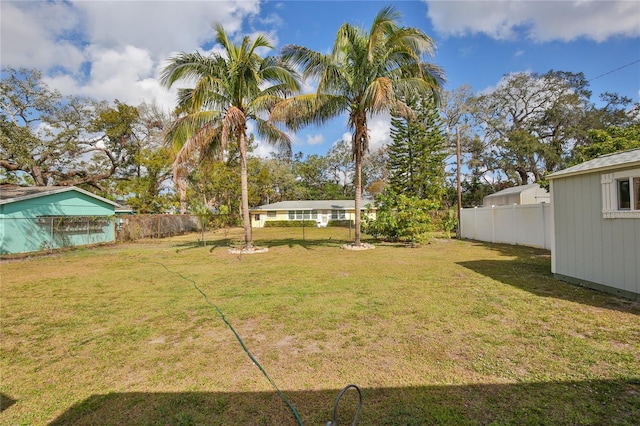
[73,0,260,61]
[306,133,324,145]
[1,0,264,110]
[367,114,392,152]
[44,45,176,110]
[337,114,392,153]
[425,0,640,42]
[0,2,86,71]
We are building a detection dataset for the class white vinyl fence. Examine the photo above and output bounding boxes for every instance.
[460,203,552,250]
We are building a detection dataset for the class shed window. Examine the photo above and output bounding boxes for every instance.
[617,179,630,210]
[601,170,640,218]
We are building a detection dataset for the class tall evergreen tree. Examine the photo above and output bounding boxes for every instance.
[388,95,447,202]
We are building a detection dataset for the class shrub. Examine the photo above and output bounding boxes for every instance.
[436,210,458,238]
[365,191,440,245]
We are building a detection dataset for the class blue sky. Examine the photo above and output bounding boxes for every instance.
[2,0,639,158]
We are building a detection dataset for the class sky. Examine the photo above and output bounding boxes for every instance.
[2,0,639,159]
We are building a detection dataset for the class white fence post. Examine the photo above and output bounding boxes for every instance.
[491,205,495,243]
[513,203,517,245]
[474,206,478,240]
[541,203,546,249]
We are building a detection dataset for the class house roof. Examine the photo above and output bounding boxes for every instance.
[0,185,121,207]
[484,183,543,198]
[251,198,375,211]
[547,148,640,180]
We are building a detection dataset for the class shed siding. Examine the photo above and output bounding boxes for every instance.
[552,167,639,297]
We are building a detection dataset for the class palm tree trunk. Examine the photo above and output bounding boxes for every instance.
[353,117,367,247]
[354,148,362,246]
[178,179,188,214]
[238,128,252,249]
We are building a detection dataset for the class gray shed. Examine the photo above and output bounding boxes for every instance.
[482,183,549,206]
[547,149,640,300]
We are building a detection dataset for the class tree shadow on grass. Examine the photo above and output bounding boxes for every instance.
[259,237,346,250]
[457,242,640,313]
[172,238,237,253]
[0,393,17,413]
[171,237,342,252]
[47,379,640,425]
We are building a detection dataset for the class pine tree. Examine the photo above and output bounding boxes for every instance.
[388,95,447,202]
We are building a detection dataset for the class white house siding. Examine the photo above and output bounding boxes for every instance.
[551,168,639,299]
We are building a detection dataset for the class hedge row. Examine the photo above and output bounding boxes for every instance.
[264,220,318,228]
[326,220,354,228]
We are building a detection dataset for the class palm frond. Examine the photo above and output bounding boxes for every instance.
[270,93,348,131]
[253,117,291,152]
[171,119,223,173]
[363,77,394,114]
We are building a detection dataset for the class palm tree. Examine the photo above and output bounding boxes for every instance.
[161,23,300,250]
[272,6,445,246]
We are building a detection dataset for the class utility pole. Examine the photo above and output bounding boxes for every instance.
[456,127,462,239]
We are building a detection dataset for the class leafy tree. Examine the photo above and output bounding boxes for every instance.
[324,138,355,197]
[572,124,640,164]
[274,6,444,246]
[362,146,389,197]
[0,67,141,188]
[471,71,591,184]
[569,92,639,162]
[161,24,300,250]
[439,85,479,208]
[263,154,306,202]
[292,153,330,199]
[188,160,239,215]
[388,94,447,201]
[105,102,174,212]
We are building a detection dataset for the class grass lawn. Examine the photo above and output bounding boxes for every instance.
[1,227,639,425]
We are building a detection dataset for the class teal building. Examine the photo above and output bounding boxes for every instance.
[0,186,120,255]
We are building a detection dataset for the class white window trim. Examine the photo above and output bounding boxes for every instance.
[601,168,640,219]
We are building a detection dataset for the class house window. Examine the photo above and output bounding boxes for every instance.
[288,210,318,220]
[288,210,303,220]
[331,210,346,220]
[267,211,276,218]
[601,170,640,218]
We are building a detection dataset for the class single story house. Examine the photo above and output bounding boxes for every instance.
[547,149,640,300]
[249,199,376,228]
[0,185,121,254]
[482,183,550,206]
